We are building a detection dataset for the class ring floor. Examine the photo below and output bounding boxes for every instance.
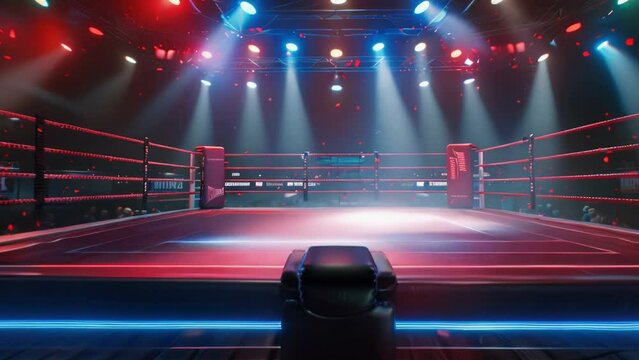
[2,207,639,282]
[1,208,639,359]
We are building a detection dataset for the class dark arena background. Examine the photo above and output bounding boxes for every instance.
[1,0,639,359]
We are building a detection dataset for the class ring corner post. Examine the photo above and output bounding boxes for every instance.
[446,144,477,209]
[198,146,225,209]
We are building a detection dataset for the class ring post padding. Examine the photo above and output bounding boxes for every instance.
[446,144,477,209]
[198,146,225,209]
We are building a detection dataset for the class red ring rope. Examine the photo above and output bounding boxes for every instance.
[224,152,446,157]
[0,172,36,179]
[0,173,194,182]
[147,192,197,197]
[482,172,639,183]
[148,161,198,169]
[226,153,302,157]
[148,142,200,156]
[0,199,37,206]
[46,174,143,182]
[0,141,36,152]
[224,166,445,171]
[380,153,446,157]
[225,166,305,171]
[44,194,143,204]
[1,109,199,158]
[226,190,446,194]
[480,192,639,205]
[308,153,375,157]
[46,147,143,164]
[534,143,639,162]
[224,178,445,183]
[480,113,639,153]
[481,143,639,168]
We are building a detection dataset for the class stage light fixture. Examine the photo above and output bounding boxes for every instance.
[618,0,629,5]
[491,0,504,4]
[419,80,430,88]
[463,78,476,85]
[201,80,212,86]
[330,49,343,58]
[246,81,258,89]
[464,58,474,66]
[451,49,462,58]
[88,27,104,36]
[414,1,430,14]
[565,22,582,33]
[597,40,610,51]
[537,53,550,62]
[248,44,261,53]
[34,0,48,7]
[331,84,343,92]
[60,43,72,52]
[286,43,299,52]
[414,42,427,52]
[372,43,385,52]
[331,0,347,4]
[201,50,213,59]
[125,56,137,64]
[168,0,180,5]
[240,1,257,14]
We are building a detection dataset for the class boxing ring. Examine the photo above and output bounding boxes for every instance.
[1,109,639,358]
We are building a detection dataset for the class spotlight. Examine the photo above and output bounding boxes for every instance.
[414,42,427,52]
[618,0,629,5]
[201,50,213,59]
[88,26,104,36]
[286,43,299,52]
[451,49,462,58]
[201,79,212,86]
[125,56,137,64]
[537,53,550,62]
[240,1,257,15]
[246,81,258,89]
[331,84,343,92]
[414,1,430,14]
[565,22,582,33]
[419,80,430,88]
[491,0,504,4]
[33,0,48,7]
[431,9,447,23]
[248,44,261,53]
[597,40,610,51]
[331,0,347,4]
[168,0,180,5]
[60,43,72,52]
[330,48,343,58]
[372,42,385,52]
[464,58,474,66]
[463,78,476,85]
